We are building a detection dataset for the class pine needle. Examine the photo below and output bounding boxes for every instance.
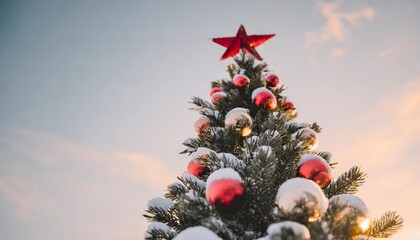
[369,211,403,238]
[324,166,367,198]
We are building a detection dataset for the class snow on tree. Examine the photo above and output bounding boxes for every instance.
[144,25,402,240]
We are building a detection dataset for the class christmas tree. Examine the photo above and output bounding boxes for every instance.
[143,25,403,240]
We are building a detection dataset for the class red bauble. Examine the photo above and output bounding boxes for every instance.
[283,101,295,111]
[233,75,250,88]
[194,118,209,134]
[211,91,227,104]
[210,87,222,97]
[187,160,209,178]
[283,101,296,115]
[206,179,244,210]
[266,74,280,89]
[297,159,332,188]
[252,88,277,110]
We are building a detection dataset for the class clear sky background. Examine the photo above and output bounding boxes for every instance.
[0,0,419,239]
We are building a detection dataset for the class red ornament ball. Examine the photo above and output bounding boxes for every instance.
[297,155,332,188]
[209,87,222,97]
[283,101,295,111]
[211,91,227,104]
[187,160,209,178]
[206,168,244,210]
[252,87,277,110]
[207,179,244,210]
[266,73,280,89]
[233,75,250,88]
[283,101,297,115]
[194,118,209,134]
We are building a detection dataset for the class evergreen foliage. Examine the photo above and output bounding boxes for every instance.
[368,211,404,238]
[144,52,402,239]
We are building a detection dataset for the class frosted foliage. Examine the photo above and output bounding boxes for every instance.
[217,152,238,162]
[258,145,273,156]
[224,108,252,127]
[209,217,226,228]
[185,148,195,153]
[247,136,259,145]
[145,222,172,237]
[173,226,221,240]
[147,197,174,211]
[251,87,272,100]
[267,221,310,240]
[210,127,224,137]
[206,168,242,188]
[216,153,244,167]
[192,147,214,160]
[321,151,332,163]
[202,108,220,118]
[180,173,205,189]
[263,129,280,138]
[329,194,370,217]
[244,231,254,237]
[185,189,199,200]
[183,138,194,145]
[168,182,187,191]
[276,178,328,215]
[320,222,333,240]
[286,122,307,129]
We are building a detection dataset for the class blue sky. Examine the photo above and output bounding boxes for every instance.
[1,1,419,239]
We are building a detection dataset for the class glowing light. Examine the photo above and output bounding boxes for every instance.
[308,209,320,222]
[241,126,253,137]
[359,218,370,231]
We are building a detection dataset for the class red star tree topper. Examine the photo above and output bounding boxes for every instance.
[212,25,275,61]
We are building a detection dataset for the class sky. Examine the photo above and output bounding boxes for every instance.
[0,0,419,239]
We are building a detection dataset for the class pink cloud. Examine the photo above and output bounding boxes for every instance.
[328,79,420,239]
[330,46,351,59]
[1,128,176,189]
[2,128,100,166]
[0,176,40,218]
[377,29,418,60]
[111,152,175,187]
[0,128,178,239]
[306,1,375,60]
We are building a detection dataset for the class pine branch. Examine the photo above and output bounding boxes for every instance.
[275,140,302,184]
[240,144,278,233]
[175,193,215,231]
[233,51,268,82]
[144,229,176,240]
[164,182,187,201]
[143,207,174,224]
[368,211,403,238]
[324,166,367,198]
[189,96,213,110]
[325,198,366,239]
[308,122,322,133]
[201,217,237,240]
